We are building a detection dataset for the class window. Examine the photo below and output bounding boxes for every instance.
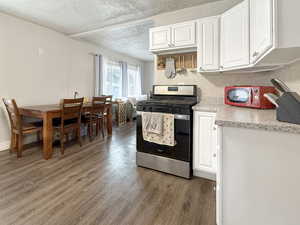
[127,64,141,97]
[102,59,122,98]
[100,57,142,98]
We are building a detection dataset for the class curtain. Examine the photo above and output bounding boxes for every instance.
[121,62,128,97]
[94,54,103,96]
[127,64,142,97]
[136,65,142,96]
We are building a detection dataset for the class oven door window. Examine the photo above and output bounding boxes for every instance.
[227,89,250,103]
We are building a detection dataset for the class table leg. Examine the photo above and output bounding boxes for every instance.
[107,105,112,136]
[43,113,53,160]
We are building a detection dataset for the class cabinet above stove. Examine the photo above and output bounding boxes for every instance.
[149,0,300,73]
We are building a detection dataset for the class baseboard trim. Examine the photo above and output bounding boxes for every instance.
[0,141,10,152]
[193,169,216,181]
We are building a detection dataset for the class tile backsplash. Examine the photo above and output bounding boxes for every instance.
[155,60,300,101]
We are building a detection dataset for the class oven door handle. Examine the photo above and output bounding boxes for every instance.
[136,111,190,121]
[157,149,165,153]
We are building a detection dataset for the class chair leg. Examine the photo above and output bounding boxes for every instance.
[60,134,65,155]
[89,122,93,142]
[10,132,16,153]
[77,128,82,147]
[37,131,41,143]
[96,120,99,137]
[101,118,105,138]
[17,134,23,158]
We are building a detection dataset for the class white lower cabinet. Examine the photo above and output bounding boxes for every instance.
[193,111,218,180]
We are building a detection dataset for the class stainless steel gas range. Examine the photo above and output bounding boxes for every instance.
[136,85,198,179]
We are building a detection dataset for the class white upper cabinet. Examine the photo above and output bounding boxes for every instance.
[221,0,250,69]
[197,16,220,71]
[149,21,196,51]
[149,26,171,50]
[250,0,274,63]
[172,21,196,47]
[149,0,300,73]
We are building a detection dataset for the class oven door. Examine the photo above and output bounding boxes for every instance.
[136,112,192,162]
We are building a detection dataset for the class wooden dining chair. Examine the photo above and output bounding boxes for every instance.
[2,98,43,158]
[103,95,112,124]
[82,96,108,141]
[100,95,112,135]
[54,98,84,155]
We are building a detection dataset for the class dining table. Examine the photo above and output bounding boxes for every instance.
[19,102,113,160]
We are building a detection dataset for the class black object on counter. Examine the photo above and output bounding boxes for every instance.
[271,78,291,93]
[276,92,300,125]
[270,78,300,125]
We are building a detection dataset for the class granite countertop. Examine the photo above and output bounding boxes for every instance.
[193,100,300,134]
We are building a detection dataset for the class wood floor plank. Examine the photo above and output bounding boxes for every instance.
[0,122,216,225]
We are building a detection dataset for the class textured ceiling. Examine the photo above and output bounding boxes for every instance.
[83,20,155,61]
[0,0,221,61]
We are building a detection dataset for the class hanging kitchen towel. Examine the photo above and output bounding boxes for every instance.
[165,57,176,79]
[142,112,175,146]
[147,112,163,135]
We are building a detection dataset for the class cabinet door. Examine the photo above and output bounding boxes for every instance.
[198,17,220,71]
[149,26,171,50]
[172,21,196,47]
[221,0,250,69]
[250,0,274,63]
[193,112,217,174]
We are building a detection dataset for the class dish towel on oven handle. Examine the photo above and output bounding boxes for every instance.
[142,112,176,147]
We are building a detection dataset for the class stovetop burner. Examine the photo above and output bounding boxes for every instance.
[137,85,198,115]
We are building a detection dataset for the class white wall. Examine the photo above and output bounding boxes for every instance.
[142,62,154,94]
[0,12,143,148]
[155,55,300,100]
[97,45,143,66]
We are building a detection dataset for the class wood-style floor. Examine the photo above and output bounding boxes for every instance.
[0,122,216,225]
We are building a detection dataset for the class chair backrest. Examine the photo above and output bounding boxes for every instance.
[91,96,110,115]
[2,98,22,132]
[60,98,84,126]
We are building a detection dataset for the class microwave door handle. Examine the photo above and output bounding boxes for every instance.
[250,89,253,104]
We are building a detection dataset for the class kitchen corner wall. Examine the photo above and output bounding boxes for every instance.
[142,61,154,94]
[154,59,300,100]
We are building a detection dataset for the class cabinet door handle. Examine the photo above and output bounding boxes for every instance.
[213,153,217,158]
